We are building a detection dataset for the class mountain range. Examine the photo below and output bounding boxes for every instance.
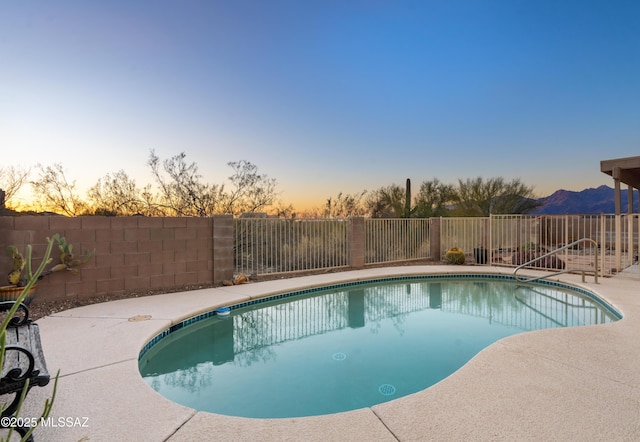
[532,185,639,214]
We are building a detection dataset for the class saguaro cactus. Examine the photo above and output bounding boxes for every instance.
[404,178,411,218]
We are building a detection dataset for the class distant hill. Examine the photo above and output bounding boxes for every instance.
[532,185,639,214]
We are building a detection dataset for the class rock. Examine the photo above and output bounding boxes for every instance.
[511,251,565,270]
[512,251,536,266]
[232,273,249,284]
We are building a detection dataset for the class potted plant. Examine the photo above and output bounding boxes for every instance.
[473,246,488,265]
[1,234,95,304]
[0,235,59,440]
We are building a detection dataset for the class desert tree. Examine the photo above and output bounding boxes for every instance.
[322,191,367,218]
[30,163,88,216]
[88,170,157,216]
[138,185,167,217]
[272,202,297,218]
[365,184,406,218]
[148,150,223,216]
[219,160,278,216]
[0,166,30,209]
[452,177,541,216]
[413,178,455,218]
[148,152,278,217]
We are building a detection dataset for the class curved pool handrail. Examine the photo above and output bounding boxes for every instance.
[513,238,599,284]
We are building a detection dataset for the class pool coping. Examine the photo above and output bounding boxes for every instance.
[16,265,640,441]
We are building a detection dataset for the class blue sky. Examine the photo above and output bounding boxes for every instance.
[1,1,638,211]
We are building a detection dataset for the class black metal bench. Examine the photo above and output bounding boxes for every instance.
[0,301,50,441]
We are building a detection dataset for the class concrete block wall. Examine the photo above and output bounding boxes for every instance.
[0,215,234,302]
[429,218,441,260]
[349,217,365,269]
[212,215,234,283]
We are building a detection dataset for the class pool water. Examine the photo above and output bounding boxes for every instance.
[139,277,619,418]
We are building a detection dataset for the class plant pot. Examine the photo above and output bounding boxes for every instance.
[474,247,488,265]
[0,285,37,305]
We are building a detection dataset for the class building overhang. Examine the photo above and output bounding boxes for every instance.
[601,156,640,189]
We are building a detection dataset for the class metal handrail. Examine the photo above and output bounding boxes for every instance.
[513,238,599,284]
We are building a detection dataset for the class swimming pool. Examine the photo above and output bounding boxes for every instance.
[138,274,620,418]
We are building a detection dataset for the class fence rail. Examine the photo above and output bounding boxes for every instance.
[235,217,434,276]
[235,214,638,278]
[234,218,349,275]
[365,218,430,265]
[440,214,639,277]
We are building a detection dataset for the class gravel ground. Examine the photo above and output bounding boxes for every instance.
[27,259,443,321]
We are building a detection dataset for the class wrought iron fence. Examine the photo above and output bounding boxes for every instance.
[441,214,639,276]
[235,214,638,278]
[364,218,430,265]
[234,218,349,275]
[439,217,490,264]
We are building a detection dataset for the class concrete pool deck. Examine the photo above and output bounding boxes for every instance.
[13,265,640,441]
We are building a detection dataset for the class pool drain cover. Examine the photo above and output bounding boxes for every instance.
[378,384,396,396]
[332,352,347,361]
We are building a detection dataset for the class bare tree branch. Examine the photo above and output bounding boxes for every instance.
[30,164,87,216]
[0,166,30,208]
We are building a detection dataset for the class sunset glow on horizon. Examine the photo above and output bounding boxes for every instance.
[2,1,638,213]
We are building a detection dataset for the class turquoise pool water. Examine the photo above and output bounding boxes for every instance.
[139,276,619,418]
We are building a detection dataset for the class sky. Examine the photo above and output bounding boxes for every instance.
[1,0,639,211]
